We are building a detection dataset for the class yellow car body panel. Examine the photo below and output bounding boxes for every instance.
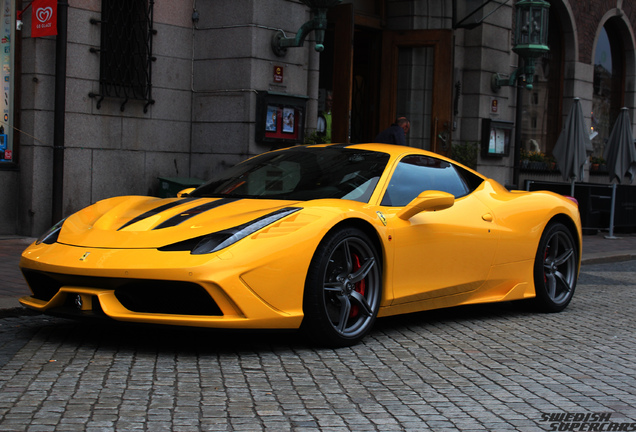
[19,143,582,335]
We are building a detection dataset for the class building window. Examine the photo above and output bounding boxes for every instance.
[520,6,563,158]
[592,22,624,158]
[90,0,155,112]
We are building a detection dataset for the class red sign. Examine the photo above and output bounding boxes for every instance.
[31,0,57,38]
[4,150,12,160]
[491,98,498,113]
[274,66,283,83]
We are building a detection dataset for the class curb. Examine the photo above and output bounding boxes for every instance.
[0,296,22,309]
[581,252,636,266]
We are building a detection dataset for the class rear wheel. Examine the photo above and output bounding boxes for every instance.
[302,227,381,347]
[533,222,578,312]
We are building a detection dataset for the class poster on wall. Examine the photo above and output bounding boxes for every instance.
[264,105,299,140]
[282,108,295,134]
[0,0,12,162]
[265,105,277,132]
[256,92,307,146]
[481,119,513,157]
[489,128,506,154]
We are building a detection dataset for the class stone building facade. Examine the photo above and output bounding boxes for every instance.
[0,0,634,237]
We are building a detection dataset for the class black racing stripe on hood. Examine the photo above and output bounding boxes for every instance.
[153,198,240,230]
[117,199,196,231]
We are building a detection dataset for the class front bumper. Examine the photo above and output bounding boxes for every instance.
[19,241,305,329]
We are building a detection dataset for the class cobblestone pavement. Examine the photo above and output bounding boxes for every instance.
[0,261,635,431]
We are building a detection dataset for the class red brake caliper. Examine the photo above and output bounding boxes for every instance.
[350,254,366,317]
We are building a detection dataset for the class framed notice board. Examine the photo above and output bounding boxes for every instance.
[256,92,308,146]
[481,119,513,157]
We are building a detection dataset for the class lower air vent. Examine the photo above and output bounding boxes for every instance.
[115,281,222,315]
[21,269,63,301]
[20,269,222,316]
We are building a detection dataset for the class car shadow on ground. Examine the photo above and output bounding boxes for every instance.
[21,299,539,354]
[374,298,537,330]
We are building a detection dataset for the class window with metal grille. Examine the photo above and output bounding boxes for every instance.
[90,0,155,112]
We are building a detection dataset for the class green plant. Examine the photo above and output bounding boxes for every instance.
[304,131,329,145]
[450,141,478,170]
[590,156,605,165]
[527,151,546,162]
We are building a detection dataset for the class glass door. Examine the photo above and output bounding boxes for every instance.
[397,46,435,150]
[380,30,453,155]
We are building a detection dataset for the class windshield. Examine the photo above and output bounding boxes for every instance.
[189,147,390,202]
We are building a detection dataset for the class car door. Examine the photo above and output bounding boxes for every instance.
[382,154,499,305]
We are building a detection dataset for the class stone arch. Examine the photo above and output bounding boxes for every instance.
[546,0,578,104]
[550,0,578,64]
[593,9,636,113]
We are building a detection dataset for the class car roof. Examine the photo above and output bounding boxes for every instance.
[297,143,485,179]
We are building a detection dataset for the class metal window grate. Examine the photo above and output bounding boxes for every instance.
[89,0,156,112]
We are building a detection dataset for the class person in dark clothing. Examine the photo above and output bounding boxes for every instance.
[375,117,410,146]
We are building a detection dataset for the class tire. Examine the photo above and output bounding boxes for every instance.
[302,227,382,347]
[532,222,579,312]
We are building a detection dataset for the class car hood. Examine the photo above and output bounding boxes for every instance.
[56,195,307,249]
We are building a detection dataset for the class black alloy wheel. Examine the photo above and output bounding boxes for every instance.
[302,226,382,347]
[533,222,579,312]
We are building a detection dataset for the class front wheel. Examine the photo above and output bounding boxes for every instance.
[532,222,579,312]
[302,227,382,347]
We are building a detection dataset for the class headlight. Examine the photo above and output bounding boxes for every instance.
[192,207,301,254]
[36,218,66,245]
[159,207,301,255]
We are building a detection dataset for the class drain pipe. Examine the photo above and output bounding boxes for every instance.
[52,0,68,224]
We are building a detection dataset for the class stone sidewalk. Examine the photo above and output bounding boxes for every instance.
[0,260,635,431]
[0,237,35,311]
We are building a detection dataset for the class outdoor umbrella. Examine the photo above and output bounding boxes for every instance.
[552,98,592,193]
[604,107,636,184]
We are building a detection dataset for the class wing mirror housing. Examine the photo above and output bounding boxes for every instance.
[397,190,455,220]
[177,188,196,198]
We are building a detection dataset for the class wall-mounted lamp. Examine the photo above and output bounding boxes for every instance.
[271,0,341,57]
[491,0,550,91]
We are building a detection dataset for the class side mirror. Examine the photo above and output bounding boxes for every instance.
[397,190,455,220]
[177,188,196,198]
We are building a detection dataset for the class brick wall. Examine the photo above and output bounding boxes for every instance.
[570,0,635,64]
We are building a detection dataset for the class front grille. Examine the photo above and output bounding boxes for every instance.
[21,269,222,316]
[114,281,222,315]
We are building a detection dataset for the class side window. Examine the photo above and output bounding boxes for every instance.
[381,155,476,207]
[90,0,155,112]
[454,164,485,193]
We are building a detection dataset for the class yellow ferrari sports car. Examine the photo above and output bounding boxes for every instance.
[19,143,582,347]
